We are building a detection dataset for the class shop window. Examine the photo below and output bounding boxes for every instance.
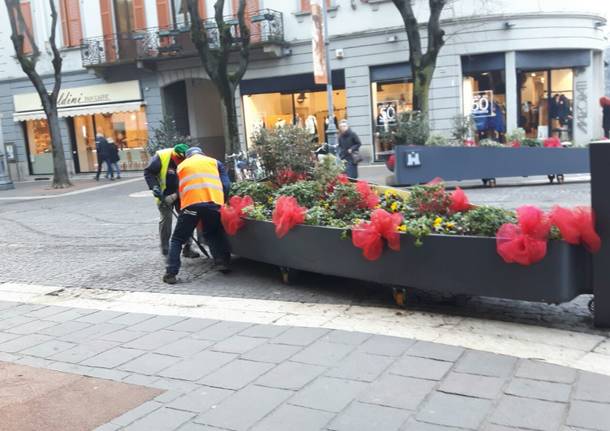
[25,119,52,175]
[72,107,150,172]
[463,70,506,143]
[518,68,573,141]
[371,79,413,158]
[242,90,347,147]
[60,0,82,47]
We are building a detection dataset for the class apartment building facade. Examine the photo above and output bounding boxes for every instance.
[0,0,607,179]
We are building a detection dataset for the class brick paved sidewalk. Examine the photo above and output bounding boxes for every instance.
[0,301,609,431]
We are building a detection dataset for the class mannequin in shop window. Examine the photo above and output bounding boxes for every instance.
[475,101,506,142]
[550,94,572,140]
[305,114,318,141]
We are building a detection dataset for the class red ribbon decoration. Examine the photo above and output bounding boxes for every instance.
[496,205,550,265]
[352,209,404,261]
[272,196,306,238]
[549,206,601,253]
[220,195,254,235]
[356,181,380,209]
[449,187,471,213]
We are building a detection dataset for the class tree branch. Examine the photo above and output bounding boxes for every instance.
[391,0,423,65]
[48,0,63,101]
[423,0,446,64]
[231,0,250,84]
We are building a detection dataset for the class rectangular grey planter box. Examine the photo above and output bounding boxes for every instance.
[228,220,591,304]
[393,146,590,186]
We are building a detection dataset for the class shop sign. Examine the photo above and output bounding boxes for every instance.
[13,80,142,113]
[377,101,398,126]
[471,90,495,118]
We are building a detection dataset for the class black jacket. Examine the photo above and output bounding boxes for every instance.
[144,154,180,196]
[603,106,610,131]
[338,129,362,160]
[108,143,120,163]
[95,136,110,161]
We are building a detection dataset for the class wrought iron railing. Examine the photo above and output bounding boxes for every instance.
[81,9,284,67]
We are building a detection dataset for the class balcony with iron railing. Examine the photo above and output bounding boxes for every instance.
[81,9,285,68]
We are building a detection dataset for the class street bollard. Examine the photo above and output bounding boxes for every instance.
[590,141,610,327]
[0,149,15,191]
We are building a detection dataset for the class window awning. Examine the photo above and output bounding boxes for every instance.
[13,101,145,122]
[12,80,144,122]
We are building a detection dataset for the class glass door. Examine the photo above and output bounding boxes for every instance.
[519,70,549,139]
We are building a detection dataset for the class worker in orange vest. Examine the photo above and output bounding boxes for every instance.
[163,147,231,284]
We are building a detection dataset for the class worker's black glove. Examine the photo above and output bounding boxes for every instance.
[152,186,163,199]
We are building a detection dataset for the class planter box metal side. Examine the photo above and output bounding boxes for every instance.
[228,220,591,304]
[394,146,590,185]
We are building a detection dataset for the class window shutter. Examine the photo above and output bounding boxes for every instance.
[231,0,260,42]
[18,1,34,54]
[61,0,82,47]
[132,0,146,31]
[198,0,206,19]
[156,0,170,28]
[99,0,116,61]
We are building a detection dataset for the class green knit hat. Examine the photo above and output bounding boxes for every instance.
[173,143,189,157]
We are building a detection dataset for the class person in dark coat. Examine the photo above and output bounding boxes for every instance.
[94,133,113,181]
[338,119,362,178]
[600,97,610,139]
[107,138,121,179]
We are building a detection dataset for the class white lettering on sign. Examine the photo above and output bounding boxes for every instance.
[575,81,588,134]
[471,90,495,118]
[407,152,421,167]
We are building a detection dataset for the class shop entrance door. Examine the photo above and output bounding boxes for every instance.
[67,118,81,174]
[518,69,573,141]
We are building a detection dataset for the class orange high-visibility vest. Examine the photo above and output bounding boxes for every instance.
[177,154,225,209]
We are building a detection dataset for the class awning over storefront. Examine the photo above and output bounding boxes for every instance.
[13,80,143,122]
[461,52,505,74]
[240,70,346,95]
[370,62,412,82]
[516,50,591,70]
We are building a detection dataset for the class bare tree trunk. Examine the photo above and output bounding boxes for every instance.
[413,62,436,115]
[4,0,71,188]
[219,85,241,157]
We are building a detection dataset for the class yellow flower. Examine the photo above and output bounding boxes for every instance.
[445,222,455,229]
[398,224,407,232]
[390,202,399,212]
[268,197,274,204]
[433,217,443,228]
[374,204,381,209]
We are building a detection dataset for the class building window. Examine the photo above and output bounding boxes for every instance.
[370,79,413,158]
[60,0,82,48]
[14,0,34,54]
[518,68,573,141]
[299,0,331,13]
[25,119,52,175]
[242,90,347,147]
[463,71,507,143]
[72,107,150,172]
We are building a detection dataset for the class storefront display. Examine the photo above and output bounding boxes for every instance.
[14,80,147,175]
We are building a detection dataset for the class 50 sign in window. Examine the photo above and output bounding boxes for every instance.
[471,90,495,117]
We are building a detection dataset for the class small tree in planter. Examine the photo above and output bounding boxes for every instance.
[147,116,190,155]
[451,115,475,146]
[393,112,430,146]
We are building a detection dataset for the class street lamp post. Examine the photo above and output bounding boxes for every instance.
[321,4,338,160]
[0,116,14,190]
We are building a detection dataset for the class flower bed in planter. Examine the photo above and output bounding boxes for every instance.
[221,165,600,306]
[390,145,590,186]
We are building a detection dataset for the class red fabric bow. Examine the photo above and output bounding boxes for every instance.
[272,196,306,238]
[543,137,561,148]
[356,181,380,209]
[352,209,404,261]
[549,206,601,253]
[221,195,254,235]
[450,187,471,213]
[496,205,550,265]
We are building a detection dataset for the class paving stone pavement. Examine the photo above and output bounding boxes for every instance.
[0,301,609,431]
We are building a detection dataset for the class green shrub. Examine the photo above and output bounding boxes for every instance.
[312,155,345,186]
[393,112,430,146]
[425,133,449,147]
[462,206,516,237]
[479,139,504,148]
[451,115,475,146]
[521,138,541,148]
[230,180,275,205]
[506,128,526,143]
[275,181,323,208]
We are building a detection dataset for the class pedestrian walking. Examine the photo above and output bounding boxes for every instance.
[94,133,113,181]
[338,120,362,178]
[144,143,199,258]
[600,97,610,138]
[163,146,231,284]
[107,138,121,179]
